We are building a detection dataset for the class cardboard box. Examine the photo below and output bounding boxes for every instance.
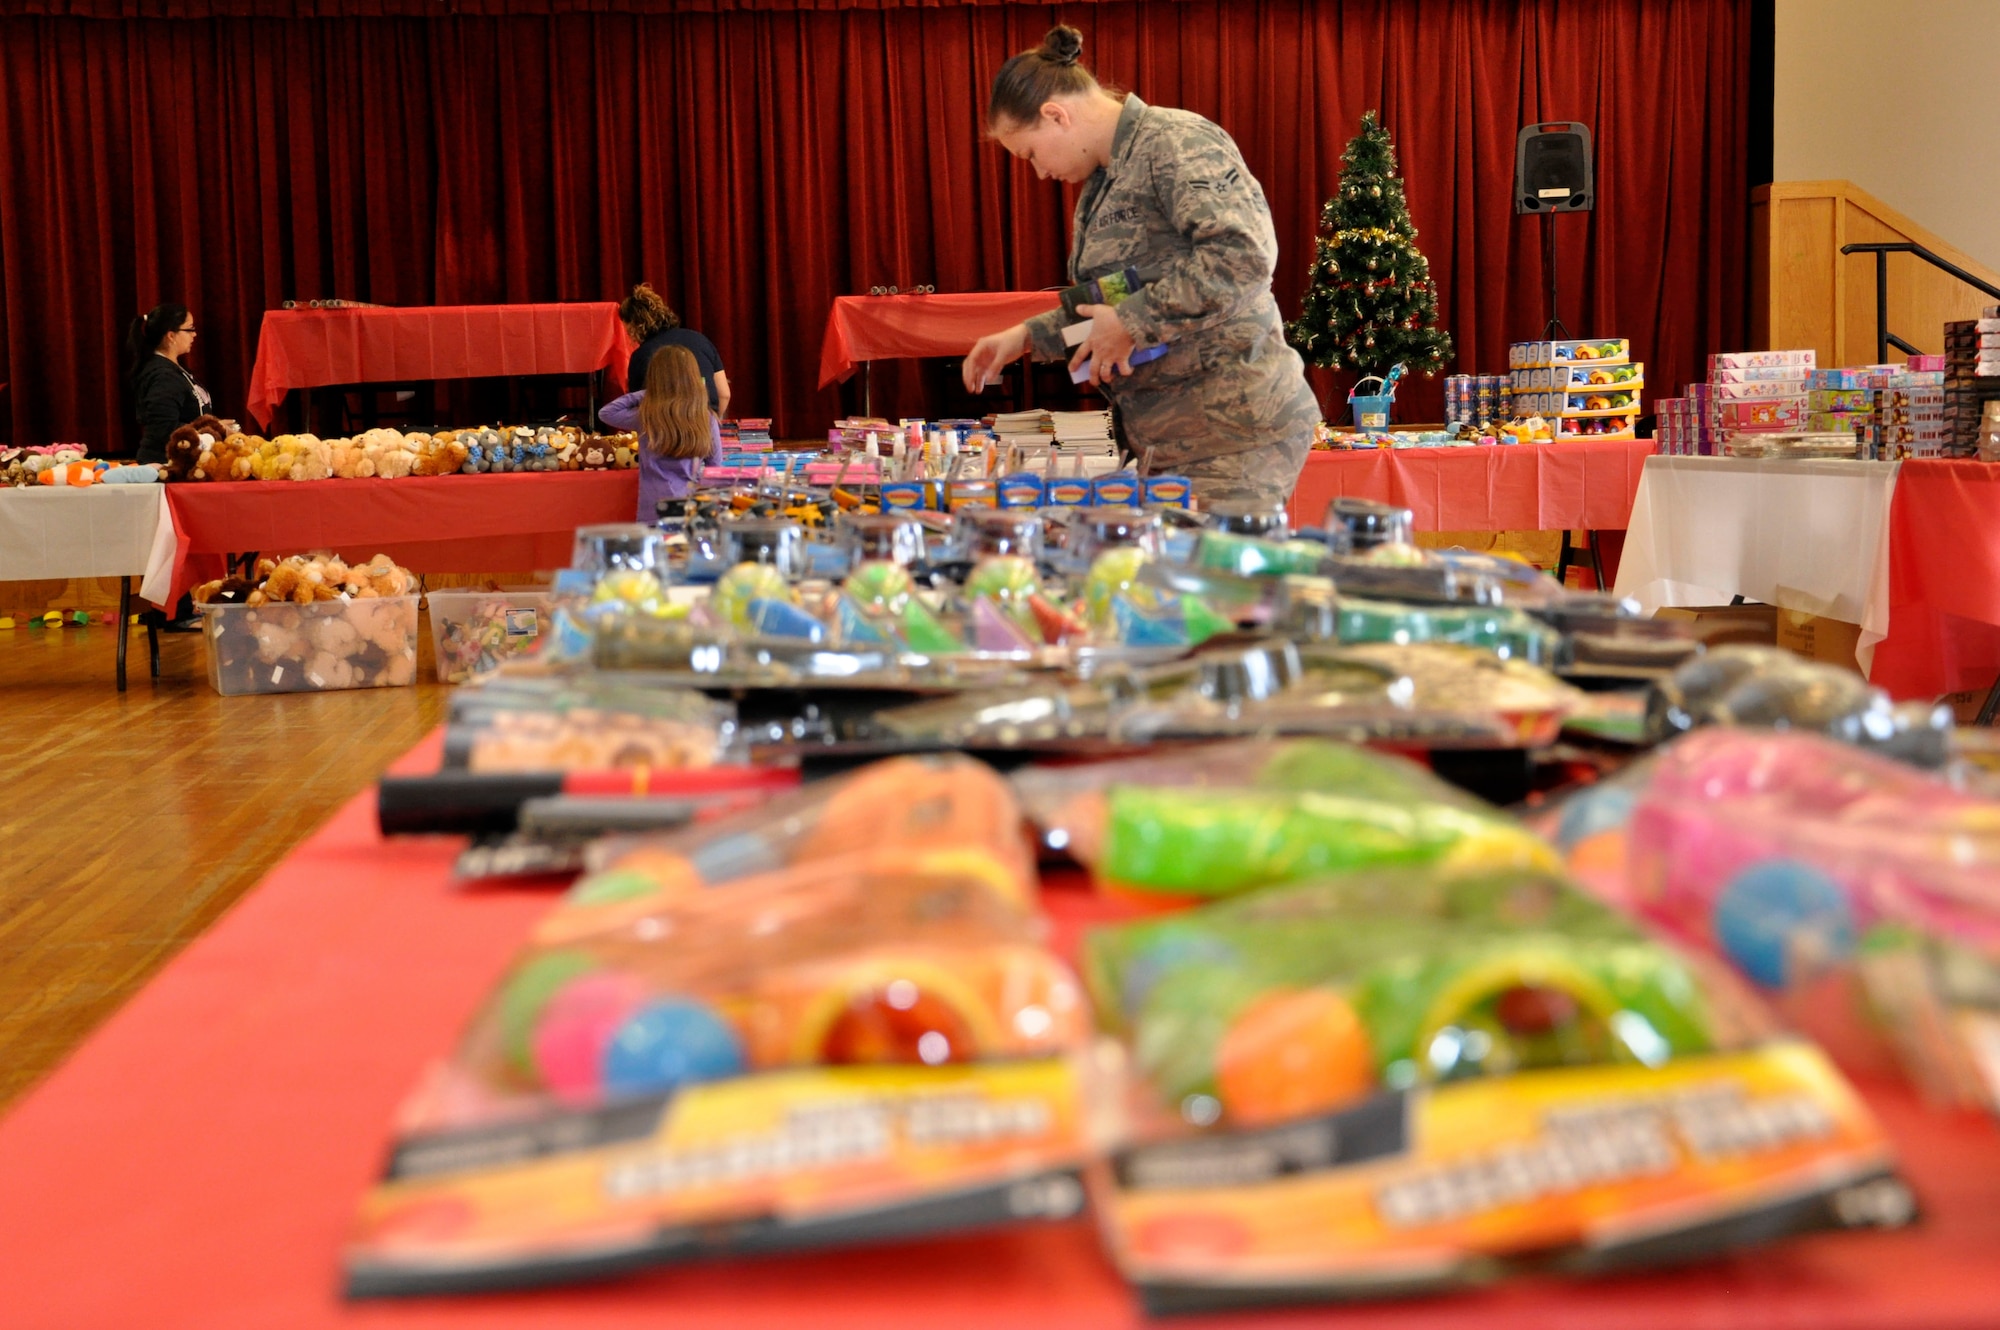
[1776,609,1862,674]
[1654,603,1778,646]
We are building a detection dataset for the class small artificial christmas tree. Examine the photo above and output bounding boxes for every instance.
[1287,111,1453,378]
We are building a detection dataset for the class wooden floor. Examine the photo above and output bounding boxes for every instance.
[0,619,451,1110]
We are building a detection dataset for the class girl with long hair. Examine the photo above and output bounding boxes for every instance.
[597,343,724,521]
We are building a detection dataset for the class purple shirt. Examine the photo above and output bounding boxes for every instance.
[598,392,724,520]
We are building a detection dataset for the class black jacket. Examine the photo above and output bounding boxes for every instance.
[132,355,201,463]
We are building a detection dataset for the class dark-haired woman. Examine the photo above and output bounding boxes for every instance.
[618,283,730,417]
[128,303,211,465]
[126,303,212,629]
[962,26,1319,507]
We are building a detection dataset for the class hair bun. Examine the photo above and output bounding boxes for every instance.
[1041,25,1083,66]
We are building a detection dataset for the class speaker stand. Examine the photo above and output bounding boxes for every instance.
[1540,212,1571,341]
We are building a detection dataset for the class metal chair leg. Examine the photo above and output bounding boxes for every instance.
[116,576,130,692]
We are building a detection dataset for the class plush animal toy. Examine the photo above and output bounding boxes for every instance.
[37,460,105,486]
[163,415,226,482]
[289,434,332,481]
[190,575,256,605]
[100,463,163,484]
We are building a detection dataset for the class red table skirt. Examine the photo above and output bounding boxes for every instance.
[818,293,1063,387]
[1869,459,2000,701]
[245,304,632,430]
[2,733,1999,1328]
[155,471,638,608]
[1287,440,1657,532]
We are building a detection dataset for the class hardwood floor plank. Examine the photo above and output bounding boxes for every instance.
[0,619,450,1108]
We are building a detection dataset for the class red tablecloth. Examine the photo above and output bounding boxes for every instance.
[3,737,1999,1329]
[245,304,632,430]
[150,471,638,609]
[818,293,1063,387]
[1869,459,2000,701]
[1287,440,1657,533]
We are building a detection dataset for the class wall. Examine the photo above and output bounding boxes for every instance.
[1775,0,2000,271]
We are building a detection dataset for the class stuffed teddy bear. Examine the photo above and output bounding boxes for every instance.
[191,574,256,605]
[289,434,332,481]
[254,435,300,482]
[342,552,413,598]
[0,448,33,487]
[409,435,459,477]
[163,415,226,482]
[327,437,365,479]
[579,441,611,469]
[361,428,417,480]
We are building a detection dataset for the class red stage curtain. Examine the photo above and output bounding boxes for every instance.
[0,0,1750,449]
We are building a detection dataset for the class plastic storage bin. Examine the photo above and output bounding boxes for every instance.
[203,595,420,696]
[425,589,551,683]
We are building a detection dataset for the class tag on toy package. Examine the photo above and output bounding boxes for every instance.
[1082,868,1913,1313]
[346,758,1102,1298]
[1014,739,1561,902]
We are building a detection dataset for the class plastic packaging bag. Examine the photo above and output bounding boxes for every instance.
[1014,739,1562,900]
[1537,728,2000,1112]
[1083,866,1913,1312]
[346,756,1102,1298]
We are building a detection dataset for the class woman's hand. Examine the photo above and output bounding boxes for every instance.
[1067,303,1137,385]
[963,323,1029,393]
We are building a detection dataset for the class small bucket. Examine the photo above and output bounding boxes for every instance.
[1348,376,1393,432]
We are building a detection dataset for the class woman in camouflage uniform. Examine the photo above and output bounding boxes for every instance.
[962,25,1321,508]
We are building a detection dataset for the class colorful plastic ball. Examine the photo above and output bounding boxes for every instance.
[820,980,978,1066]
[709,561,792,629]
[591,567,664,607]
[1713,858,1855,989]
[965,554,1041,607]
[843,559,915,611]
[1083,547,1155,627]
[1492,984,1581,1036]
[494,950,597,1078]
[601,997,746,1097]
[531,971,649,1103]
[1215,986,1375,1126]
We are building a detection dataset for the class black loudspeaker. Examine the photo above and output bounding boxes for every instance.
[1515,122,1593,214]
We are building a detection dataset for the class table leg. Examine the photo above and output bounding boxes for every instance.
[116,576,130,693]
[863,361,873,418]
[1587,531,1606,592]
[149,617,160,680]
[1555,530,1575,587]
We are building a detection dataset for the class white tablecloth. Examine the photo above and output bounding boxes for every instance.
[0,486,168,582]
[1613,455,1900,675]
